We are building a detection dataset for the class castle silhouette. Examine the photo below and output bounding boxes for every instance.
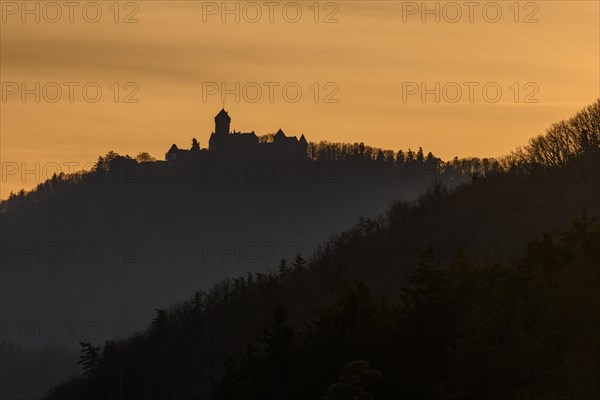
[166,109,308,163]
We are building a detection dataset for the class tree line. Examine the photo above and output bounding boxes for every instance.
[45,212,600,400]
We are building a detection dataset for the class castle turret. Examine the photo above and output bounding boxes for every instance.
[215,108,231,136]
[166,144,179,162]
[274,129,286,141]
[297,134,308,159]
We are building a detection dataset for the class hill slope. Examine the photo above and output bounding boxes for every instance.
[41,101,600,399]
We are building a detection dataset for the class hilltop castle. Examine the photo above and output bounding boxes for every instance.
[166,109,308,163]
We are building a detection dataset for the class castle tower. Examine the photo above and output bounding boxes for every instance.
[215,108,231,136]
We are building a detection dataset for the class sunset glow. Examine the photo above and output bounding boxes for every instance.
[1,1,598,197]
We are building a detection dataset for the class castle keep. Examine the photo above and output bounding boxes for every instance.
[166,109,308,163]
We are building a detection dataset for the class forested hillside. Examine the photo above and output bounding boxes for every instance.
[1,121,476,398]
[42,101,600,399]
[0,139,459,353]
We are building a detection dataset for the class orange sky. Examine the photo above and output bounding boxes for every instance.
[1,0,599,198]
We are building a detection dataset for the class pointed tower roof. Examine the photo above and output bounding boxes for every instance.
[215,108,231,121]
[273,129,286,142]
[299,134,307,143]
[168,144,179,152]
